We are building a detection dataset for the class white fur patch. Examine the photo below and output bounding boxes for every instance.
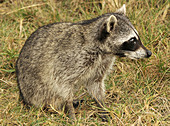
[124,47,147,59]
[115,30,139,46]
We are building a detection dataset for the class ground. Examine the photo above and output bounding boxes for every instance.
[0,0,169,125]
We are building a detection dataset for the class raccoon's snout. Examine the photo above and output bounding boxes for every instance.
[145,50,152,58]
[122,47,152,59]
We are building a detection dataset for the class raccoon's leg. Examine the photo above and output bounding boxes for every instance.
[47,85,76,120]
[86,81,108,121]
[65,98,76,120]
[55,89,76,120]
[86,80,105,106]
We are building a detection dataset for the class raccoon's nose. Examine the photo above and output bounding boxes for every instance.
[146,50,152,58]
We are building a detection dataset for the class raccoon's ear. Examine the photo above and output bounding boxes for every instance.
[116,4,126,15]
[98,15,117,42]
[105,15,117,33]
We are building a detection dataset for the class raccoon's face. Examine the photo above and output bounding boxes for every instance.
[113,27,152,59]
[118,34,152,59]
[99,5,152,59]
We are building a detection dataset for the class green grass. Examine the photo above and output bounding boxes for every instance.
[0,0,169,125]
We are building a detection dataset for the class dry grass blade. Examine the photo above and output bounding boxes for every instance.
[1,3,47,15]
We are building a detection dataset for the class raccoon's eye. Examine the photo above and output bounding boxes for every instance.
[121,37,138,51]
[129,37,137,44]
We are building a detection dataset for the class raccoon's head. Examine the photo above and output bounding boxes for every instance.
[99,4,152,59]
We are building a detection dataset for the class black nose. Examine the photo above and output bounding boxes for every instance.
[146,50,152,58]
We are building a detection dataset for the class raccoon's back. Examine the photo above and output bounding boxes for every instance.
[17,22,71,63]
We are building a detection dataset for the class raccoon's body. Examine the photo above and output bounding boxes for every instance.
[16,5,152,120]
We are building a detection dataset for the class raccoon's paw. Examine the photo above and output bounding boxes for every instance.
[73,92,86,108]
[73,99,84,108]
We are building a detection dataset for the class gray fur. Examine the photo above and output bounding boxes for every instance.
[16,5,151,120]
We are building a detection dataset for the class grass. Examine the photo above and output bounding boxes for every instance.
[0,0,169,125]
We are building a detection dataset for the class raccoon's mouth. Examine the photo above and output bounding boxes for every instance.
[115,53,126,57]
[115,52,144,59]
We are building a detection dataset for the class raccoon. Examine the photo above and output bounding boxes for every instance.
[16,4,152,120]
